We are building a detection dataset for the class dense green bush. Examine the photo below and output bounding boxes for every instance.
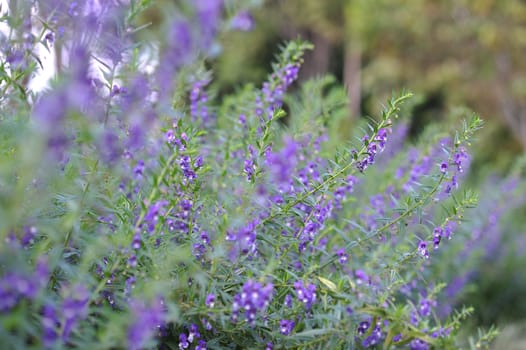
[1,1,523,349]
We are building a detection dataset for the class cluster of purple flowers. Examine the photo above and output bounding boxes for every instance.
[42,284,90,347]
[6,226,39,248]
[179,155,198,183]
[266,138,299,189]
[260,64,300,118]
[143,200,169,233]
[298,201,333,252]
[279,319,295,335]
[179,324,207,350]
[128,298,166,350]
[293,280,317,309]
[0,258,48,312]
[226,219,260,259]
[357,319,385,348]
[192,231,212,262]
[229,10,254,31]
[232,280,274,325]
[244,145,258,181]
[190,80,211,125]
[356,128,389,172]
[333,176,357,209]
[444,146,470,194]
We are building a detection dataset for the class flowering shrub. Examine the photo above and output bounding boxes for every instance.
[0,1,507,349]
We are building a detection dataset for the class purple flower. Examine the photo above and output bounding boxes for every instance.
[42,304,59,347]
[346,306,354,315]
[189,80,211,124]
[409,338,429,350]
[418,298,436,318]
[127,254,137,267]
[44,32,54,43]
[279,319,295,335]
[134,160,145,180]
[61,284,90,341]
[244,159,256,181]
[266,138,298,187]
[205,294,216,308]
[165,130,176,143]
[231,280,274,325]
[132,232,141,250]
[284,294,293,308]
[230,10,254,31]
[336,247,348,264]
[356,128,392,172]
[179,333,189,349]
[355,269,368,285]
[0,258,49,313]
[440,161,448,174]
[188,323,201,343]
[418,241,429,259]
[202,318,212,331]
[444,221,457,240]
[194,0,223,51]
[260,64,301,118]
[128,298,166,350]
[0,276,22,312]
[357,320,370,335]
[298,201,333,252]
[143,200,168,233]
[239,114,247,126]
[179,155,197,182]
[157,19,193,101]
[453,147,469,173]
[68,2,79,17]
[194,155,204,169]
[226,219,259,258]
[293,280,316,309]
[125,276,136,296]
[362,333,380,347]
[20,226,37,247]
[195,340,207,350]
[375,128,388,148]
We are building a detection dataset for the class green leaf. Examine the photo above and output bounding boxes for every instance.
[317,276,338,292]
